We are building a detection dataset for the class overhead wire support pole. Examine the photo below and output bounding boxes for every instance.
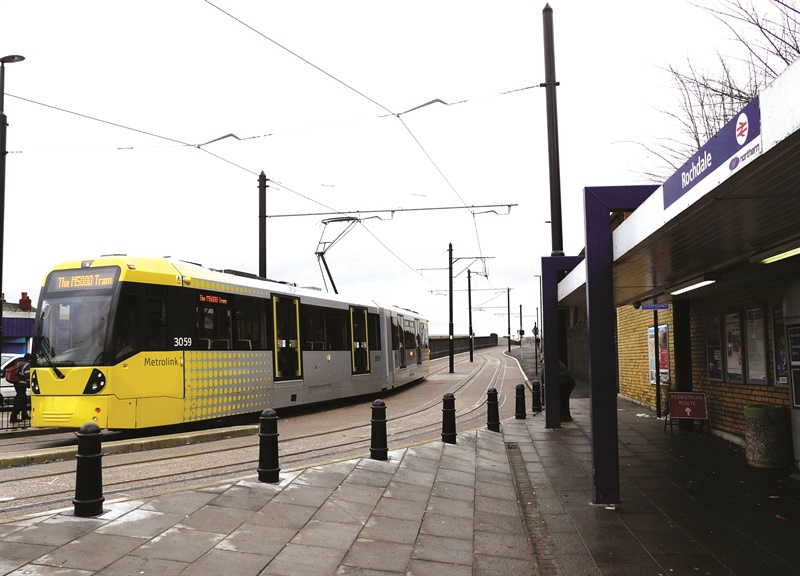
[507,288,512,354]
[439,251,494,372]
[449,243,454,374]
[259,172,267,279]
[468,270,474,363]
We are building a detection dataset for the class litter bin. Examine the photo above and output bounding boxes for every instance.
[743,404,792,469]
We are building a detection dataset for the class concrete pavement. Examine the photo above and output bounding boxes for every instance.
[0,346,798,575]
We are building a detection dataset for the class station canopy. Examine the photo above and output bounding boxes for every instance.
[561,59,800,308]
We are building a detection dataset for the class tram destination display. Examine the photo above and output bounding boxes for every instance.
[46,267,119,292]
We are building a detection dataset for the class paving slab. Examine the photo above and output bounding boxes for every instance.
[37,532,144,571]
[131,527,225,563]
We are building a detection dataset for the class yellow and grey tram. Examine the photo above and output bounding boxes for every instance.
[30,256,429,429]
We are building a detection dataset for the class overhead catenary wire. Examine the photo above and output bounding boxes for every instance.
[7,83,537,156]
[5,91,508,288]
[203,0,395,117]
[5,93,260,176]
[266,203,516,219]
[202,0,506,260]
[6,5,534,301]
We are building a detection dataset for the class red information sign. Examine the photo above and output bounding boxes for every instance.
[668,392,708,420]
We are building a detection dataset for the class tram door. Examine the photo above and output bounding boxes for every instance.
[350,306,370,375]
[416,320,424,366]
[273,295,302,381]
[397,314,407,369]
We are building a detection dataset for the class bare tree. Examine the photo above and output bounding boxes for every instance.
[643,0,799,182]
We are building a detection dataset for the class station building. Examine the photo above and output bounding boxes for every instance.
[1,292,35,354]
[544,57,800,503]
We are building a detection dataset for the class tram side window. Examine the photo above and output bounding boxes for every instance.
[145,297,168,350]
[326,309,347,351]
[368,313,381,351]
[404,320,416,350]
[419,322,429,348]
[391,317,400,350]
[235,307,267,350]
[303,309,325,351]
[113,291,169,356]
[114,294,142,360]
[198,305,232,350]
[301,305,347,351]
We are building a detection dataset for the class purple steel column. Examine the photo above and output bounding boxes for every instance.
[542,255,583,429]
[583,185,656,504]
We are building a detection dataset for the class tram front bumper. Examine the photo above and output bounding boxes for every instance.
[32,395,110,429]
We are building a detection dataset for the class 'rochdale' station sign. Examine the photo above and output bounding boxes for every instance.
[663,98,761,210]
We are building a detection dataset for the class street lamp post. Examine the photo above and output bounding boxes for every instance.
[0,54,25,352]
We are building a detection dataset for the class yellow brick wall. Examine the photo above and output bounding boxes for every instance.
[617,305,674,409]
[616,279,792,438]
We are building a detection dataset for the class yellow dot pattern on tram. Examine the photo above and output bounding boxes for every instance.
[183,351,272,422]
[174,264,274,299]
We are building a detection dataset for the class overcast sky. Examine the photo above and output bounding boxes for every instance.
[1,1,761,336]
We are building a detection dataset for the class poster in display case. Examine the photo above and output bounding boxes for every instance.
[745,307,767,384]
[725,312,743,383]
[707,316,723,381]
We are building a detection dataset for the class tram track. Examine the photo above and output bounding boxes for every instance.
[0,348,523,519]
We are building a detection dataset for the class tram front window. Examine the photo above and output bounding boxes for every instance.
[37,295,113,366]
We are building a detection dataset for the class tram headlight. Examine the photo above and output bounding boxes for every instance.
[82,369,107,394]
[31,371,40,394]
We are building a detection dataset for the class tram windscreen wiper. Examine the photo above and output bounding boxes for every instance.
[35,336,65,379]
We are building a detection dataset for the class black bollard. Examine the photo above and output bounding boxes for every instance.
[487,388,500,432]
[73,423,105,517]
[258,409,281,483]
[370,399,388,460]
[515,383,526,419]
[532,379,542,412]
[442,393,457,444]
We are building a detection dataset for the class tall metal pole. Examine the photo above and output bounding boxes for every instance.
[654,309,662,418]
[542,4,563,257]
[519,304,523,347]
[468,269,474,363]
[258,171,267,279]
[448,243,454,373]
[534,319,540,375]
[535,274,543,340]
[0,62,6,349]
[0,55,26,353]
[507,288,511,354]
[543,6,570,369]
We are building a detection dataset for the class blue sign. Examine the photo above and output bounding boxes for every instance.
[663,98,761,209]
[642,303,669,310]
